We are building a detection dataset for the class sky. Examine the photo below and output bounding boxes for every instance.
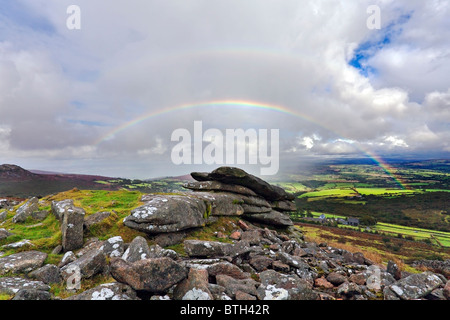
[0,0,449,178]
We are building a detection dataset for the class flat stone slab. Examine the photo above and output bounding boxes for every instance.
[0,251,47,275]
[0,277,50,295]
[65,282,138,300]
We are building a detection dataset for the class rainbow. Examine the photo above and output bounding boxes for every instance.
[93,99,408,189]
[93,99,321,145]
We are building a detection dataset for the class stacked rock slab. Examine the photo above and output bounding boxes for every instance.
[123,167,295,237]
[186,167,295,227]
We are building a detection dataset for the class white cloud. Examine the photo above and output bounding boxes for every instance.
[0,0,449,177]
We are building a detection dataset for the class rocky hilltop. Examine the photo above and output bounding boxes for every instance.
[0,167,449,301]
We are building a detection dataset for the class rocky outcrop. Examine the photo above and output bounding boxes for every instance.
[0,167,449,301]
[0,221,449,301]
[192,167,294,201]
[123,167,295,237]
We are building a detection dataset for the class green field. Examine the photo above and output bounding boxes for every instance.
[302,211,450,247]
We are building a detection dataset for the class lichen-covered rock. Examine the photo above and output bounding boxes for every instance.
[122,236,151,262]
[100,236,124,258]
[0,251,47,275]
[123,194,208,234]
[389,271,444,300]
[60,248,107,281]
[12,289,52,300]
[173,268,213,300]
[65,282,139,300]
[443,280,450,300]
[216,274,259,299]
[58,251,77,268]
[0,277,50,295]
[184,240,233,258]
[29,264,61,284]
[61,205,85,252]
[12,197,39,223]
[51,199,74,221]
[110,257,188,293]
[256,270,318,300]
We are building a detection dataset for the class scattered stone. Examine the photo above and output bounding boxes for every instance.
[29,264,61,284]
[122,236,151,262]
[100,236,124,258]
[207,261,250,280]
[257,270,318,300]
[387,260,402,280]
[314,277,334,289]
[12,289,51,300]
[51,199,74,221]
[60,248,107,281]
[0,251,47,275]
[12,197,39,223]
[244,211,293,227]
[173,268,213,300]
[0,277,50,295]
[349,273,366,286]
[249,255,273,272]
[153,231,187,247]
[326,272,347,286]
[51,245,63,255]
[272,261,290,273]
[2,239,33,249]
[216,274,259,299]
[184,240,233,258]
[65,282,138,300]
[61,205,85,252]
[110,257,188,293]
[84,211,111,230]
[58,251,77,268]
[389,271,444,300]
[0,228,13,241]
[337,282,363,298]
[31,210,49,221]
[230,231,241,240]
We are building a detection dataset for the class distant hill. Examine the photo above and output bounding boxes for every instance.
[0,164,120,198]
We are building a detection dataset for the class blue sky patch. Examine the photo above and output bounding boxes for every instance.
[0,0,56,35]
[349,12,412,77]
